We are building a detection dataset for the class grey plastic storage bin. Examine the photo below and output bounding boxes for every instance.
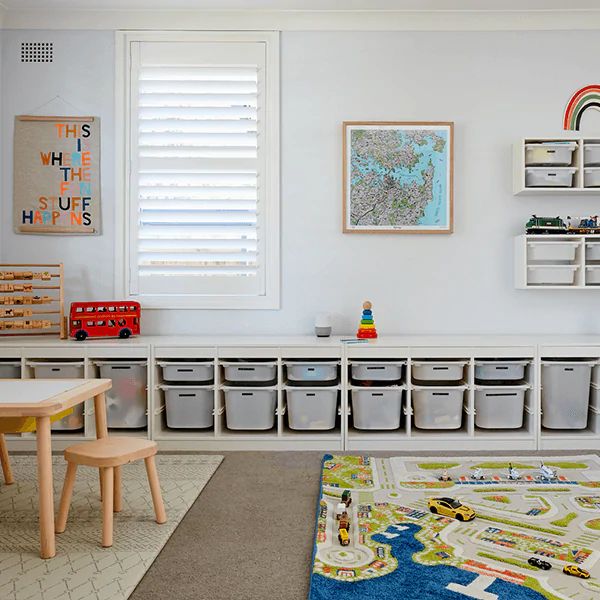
[162,386,213,429]
[475,361,528,383]
[95,361,148,429]
[412,387,465,429]
[475,387,526,429]
[585,143,600,166]
[412,361,466,384]
[584,168,600,187]
[525,142,577,166]
[224,388,276,430]
[0,361,21,379]
[30,360,85,431]
[158,361,214,383]
[351,362,405,383]
[351,388,403,430]
[222,361,277,384]
[286,388,338,430]
[525,167,577,187]
[285,362,339,384]
[541,361,593,429]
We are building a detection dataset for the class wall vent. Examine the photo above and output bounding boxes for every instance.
[20,42,53,63]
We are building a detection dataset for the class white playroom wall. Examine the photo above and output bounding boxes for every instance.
[2,28,600,336]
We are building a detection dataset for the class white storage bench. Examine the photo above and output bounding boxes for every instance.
[285,388,338,430]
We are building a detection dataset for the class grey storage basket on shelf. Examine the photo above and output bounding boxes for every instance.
[285,388,338,430]
[94,360,148,429]
[221,361,277,385]
[285,361,339,385]
[160,385,214,429]
[29,360,85,431]
[158,361,214,384]
[351,388,404,430]
[412,386,466,430]
[541,360,594,429]
[474,386,528,429]
[0,361,21,379]
[411,361,467,385]
[223,388,276,430]
[350,361,405,383]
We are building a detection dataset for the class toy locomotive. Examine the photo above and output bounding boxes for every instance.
[526,215,600,235]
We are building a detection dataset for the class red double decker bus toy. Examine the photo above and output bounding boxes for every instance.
[69,301,141,341]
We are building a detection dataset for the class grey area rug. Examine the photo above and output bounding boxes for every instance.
[0,454,223,600]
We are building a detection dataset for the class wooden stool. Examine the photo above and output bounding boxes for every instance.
[0,433,14,485]
[56,437,166,547]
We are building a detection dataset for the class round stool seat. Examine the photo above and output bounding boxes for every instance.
[65,437,157,468]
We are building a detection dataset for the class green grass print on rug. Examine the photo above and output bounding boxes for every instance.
[309,454,600,600]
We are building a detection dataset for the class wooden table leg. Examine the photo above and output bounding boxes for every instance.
[36,416,55,559]
[93,392,109,439]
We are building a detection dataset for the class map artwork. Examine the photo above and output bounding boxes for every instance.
[343,122,453,233]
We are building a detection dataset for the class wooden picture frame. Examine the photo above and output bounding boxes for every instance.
[343,121,454,234]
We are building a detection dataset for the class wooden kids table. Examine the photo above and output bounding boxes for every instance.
[0,379,112,558]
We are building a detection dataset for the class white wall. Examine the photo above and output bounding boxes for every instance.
[3,29,600,336]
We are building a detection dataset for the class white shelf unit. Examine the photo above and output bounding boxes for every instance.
[0,336,599,451]
[513,137,600,195]
[514,234,600,289]
[344,345,537,451]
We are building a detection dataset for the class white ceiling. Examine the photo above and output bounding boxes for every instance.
[1,0,599,10]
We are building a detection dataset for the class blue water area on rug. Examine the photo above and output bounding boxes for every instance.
[309,523,546,600]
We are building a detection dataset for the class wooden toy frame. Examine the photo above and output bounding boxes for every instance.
[0,263,65,338]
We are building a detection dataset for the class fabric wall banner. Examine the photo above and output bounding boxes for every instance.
[13,115,101,235]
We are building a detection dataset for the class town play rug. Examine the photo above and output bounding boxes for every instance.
[0,454,223,600]
[309,455,600,600]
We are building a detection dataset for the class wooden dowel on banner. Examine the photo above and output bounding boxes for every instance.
[18,116,94,123]
[17,226,96,234]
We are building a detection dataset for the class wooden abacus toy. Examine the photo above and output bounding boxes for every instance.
[0,264,65,338]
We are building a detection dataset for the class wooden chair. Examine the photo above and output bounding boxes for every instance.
[56,437,166,547]
[0,433,14,485]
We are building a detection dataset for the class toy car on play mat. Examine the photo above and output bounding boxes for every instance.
[563,565,590,579]
[428,498,476,521]
[528,557,552,570]
[338,527,350,546]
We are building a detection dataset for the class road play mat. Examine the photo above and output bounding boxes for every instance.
[309,455,600,600]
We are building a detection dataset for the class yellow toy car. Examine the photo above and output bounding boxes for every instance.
[563,565,590,579]
[428,497,476,522]
[338,528,350,546]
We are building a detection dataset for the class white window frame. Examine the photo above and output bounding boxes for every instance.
[115,30,280,309]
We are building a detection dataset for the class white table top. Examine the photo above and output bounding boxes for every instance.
[0,380,86,404]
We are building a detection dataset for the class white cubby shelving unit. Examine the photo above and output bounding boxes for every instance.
[513,136,600,195]
[515,234,600,289]
[0,335,599,451]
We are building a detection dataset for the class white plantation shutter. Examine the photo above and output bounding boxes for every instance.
[122,34,279,308]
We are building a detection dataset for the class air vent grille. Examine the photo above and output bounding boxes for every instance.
[21,42,53,63]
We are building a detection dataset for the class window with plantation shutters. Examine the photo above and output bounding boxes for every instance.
[118,32,280,309]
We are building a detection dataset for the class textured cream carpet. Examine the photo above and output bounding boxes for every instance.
[0,454,223,600]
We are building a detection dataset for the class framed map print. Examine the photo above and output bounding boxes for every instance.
[343,121,453,234]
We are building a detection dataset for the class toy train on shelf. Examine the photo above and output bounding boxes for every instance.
[526,215,600,234]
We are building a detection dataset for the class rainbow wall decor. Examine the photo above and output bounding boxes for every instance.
[563,85,600,130]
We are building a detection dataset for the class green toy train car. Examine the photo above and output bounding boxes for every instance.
[526,215,567,234]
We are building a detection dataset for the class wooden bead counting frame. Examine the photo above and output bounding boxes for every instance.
[0,264,65,338]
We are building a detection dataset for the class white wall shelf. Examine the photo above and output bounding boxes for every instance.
[513,137,600,195]
[0,335,598,451]
[514,234,600,289]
